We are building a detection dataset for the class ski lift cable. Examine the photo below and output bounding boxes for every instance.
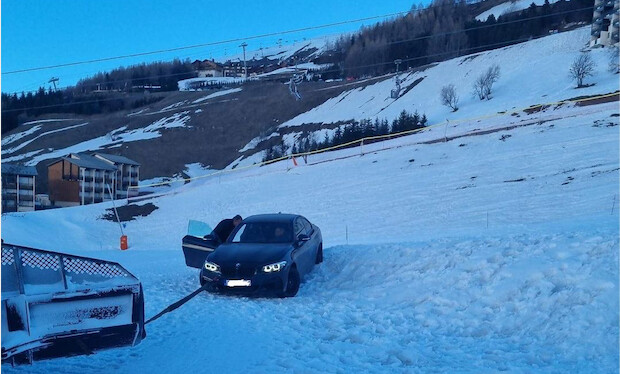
[126,90,618,192]
[2,33,555,113]
[2,5,590,77]
[3,6,592,97]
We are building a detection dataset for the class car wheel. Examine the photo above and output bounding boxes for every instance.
[281,266,300,298]
[199,273,206,287]
[315,243,323,264]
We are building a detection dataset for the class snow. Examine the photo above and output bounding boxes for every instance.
[221,33,344,64]
[476,0,561,21]
[239,132,278,153]
[1,28,619,373]
[276,28,615,131]
[178,77,246,91]
[257,62,331,77]
[160,100,189,111]
[183,162,213,178]
[2,123,89,156]
[21,113,191,166]
[2,90,618,373]
[1,126,42,147]
[2,149,45,163]
[20,119,78,126]
[192,88,242,103]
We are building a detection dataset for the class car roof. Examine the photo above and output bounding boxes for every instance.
[242,213,300,224]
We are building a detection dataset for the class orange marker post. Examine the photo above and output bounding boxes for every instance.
[120,235,128,250]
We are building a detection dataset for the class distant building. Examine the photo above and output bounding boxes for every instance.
[192,59,224,78]
[92,153,140,199]
[1,163,37,213]
[591,0,619,47]
[223,62,246,78]
[47,152,140,207]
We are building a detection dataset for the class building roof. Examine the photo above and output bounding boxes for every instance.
[1,163,38,176]
[60,153,118,171]
[93,152,140,166]
[192,59,224,71]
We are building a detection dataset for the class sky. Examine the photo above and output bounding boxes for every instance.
[1,0,418,95]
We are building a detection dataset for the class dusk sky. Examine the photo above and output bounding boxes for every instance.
[1,0,419,95]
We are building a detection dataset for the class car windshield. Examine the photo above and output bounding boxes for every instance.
[231,222,293,244]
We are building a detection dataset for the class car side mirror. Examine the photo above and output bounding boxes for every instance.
[296,234,310,246]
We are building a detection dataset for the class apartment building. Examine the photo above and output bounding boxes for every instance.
[47,152,140,207]
[1,164,37,213]
[92,152,140,199]
[591,0,619,47]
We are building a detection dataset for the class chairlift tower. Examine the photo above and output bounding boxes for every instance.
[48,77,59,91]
[240,42,248,78]
[391,59,403,99]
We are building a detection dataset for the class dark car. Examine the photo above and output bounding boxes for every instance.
[199,214,323,297]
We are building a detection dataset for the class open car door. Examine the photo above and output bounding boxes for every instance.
[1,243,146,365]
[181,220,219,269]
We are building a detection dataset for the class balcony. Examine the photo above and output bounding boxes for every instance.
[3,183,17,190]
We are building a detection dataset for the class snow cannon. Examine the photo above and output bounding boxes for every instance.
[1,243,146,365]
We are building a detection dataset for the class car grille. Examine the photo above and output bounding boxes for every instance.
[221,263,257,278]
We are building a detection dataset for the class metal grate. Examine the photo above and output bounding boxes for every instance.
[2,247,15,266]
[21,250,60,271]
[63,257,129,278]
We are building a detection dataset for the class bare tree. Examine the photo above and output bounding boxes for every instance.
[473,75,487,100]
[472,64,501,100]
[569,52,596,88]
[483,64,500,98]
[440,84,459,111]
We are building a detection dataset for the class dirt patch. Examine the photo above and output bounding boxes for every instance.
[400,77,425,97]
[101,203,158,222]
[573,91,619,106]
[524,104,551,114]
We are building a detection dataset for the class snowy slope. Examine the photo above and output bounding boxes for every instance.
[277,28,614,131]
[1,95,618,373]
[220,33,342,64]
[235,27,618,163]
[475,0,561,21]
[4,112,192,166]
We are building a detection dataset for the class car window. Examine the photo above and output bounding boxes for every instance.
[300,217,313,235]
[231,222,293,244]
[293,219,305,236]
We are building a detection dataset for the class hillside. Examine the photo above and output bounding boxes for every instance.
[1,18,619,372]
[1,79,378,193]
[1,86,618,373]
[2,27,618,196]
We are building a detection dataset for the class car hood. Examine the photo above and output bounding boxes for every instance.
[208,243,292,265]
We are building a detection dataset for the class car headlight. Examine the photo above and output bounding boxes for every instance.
[204,261,221,273]
[262,261,287,273]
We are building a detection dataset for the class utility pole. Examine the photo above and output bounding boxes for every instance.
[240,42,248,78]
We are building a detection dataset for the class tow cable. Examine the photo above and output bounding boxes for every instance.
[145,283,210,325]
